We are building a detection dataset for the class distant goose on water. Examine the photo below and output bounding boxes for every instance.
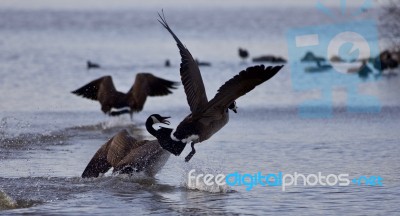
[238,47,249,61]
[71,73,179,117]
[195,58,211,67]
[87,61,101,69]
[165,59,171,67]
[157,12,283,162]
[348,61,372,73]
[81,114,172,178]
[348,61,372,79]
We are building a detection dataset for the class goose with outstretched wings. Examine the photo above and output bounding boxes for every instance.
[156,12,284,162]
[72,73,179,117]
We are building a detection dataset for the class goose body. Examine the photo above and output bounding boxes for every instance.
[157,12,283,161]
[72,73,179,117]
[239,48,249,60]
[81,115,172,178]
[172,106,230,144]
[87,61,100,69]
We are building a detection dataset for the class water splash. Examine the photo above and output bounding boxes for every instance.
[0,116,32,138]
[181,165,232,193]
[0,131,69,151]
[100,116,134,130]
[0,189,40,210]
[0,190,16,210]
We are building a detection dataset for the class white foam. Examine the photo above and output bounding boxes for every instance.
[0,190,16,210]
[116,171,152,181]
[101,116,132,129]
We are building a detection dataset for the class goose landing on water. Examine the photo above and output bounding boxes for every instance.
[82,114,172,178]
[157,11,284,162]
[71,73,179,117]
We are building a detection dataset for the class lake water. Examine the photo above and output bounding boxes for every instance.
[0,3,399,215]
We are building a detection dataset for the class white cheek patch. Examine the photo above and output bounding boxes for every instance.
[151,116,161,124]
[182,135,199,143]
[171,127,179,141]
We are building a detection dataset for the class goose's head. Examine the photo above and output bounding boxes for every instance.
[228,101,238,113]
[149,114,171,125]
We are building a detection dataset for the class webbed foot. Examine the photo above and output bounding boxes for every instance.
[184,143,196,162]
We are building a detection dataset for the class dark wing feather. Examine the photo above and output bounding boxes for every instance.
[81,139,112,178]
[203,65,283,115]
[71,76,116,101]
[128,73,179,112]
[114,140,159,172]
[158,11,208,114]
[72,76,122,113]
[107,130,140,167]
[81,130,144,178]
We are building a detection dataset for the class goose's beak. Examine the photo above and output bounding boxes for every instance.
[161,116,171,125]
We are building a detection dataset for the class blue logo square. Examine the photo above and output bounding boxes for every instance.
[287,20,381,118]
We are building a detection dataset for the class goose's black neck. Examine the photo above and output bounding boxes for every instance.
[145,117,157,136]
[145,116,188,157]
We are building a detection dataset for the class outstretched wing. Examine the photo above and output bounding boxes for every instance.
[128,73,179,112]
[114,140,161,172]
[81,139,112,178]
[81,130,143,178]
[72,76,121,113]
[71,76,116,101]
[202,65,283,115]
[158,11,208,114]
[107,130,140,167]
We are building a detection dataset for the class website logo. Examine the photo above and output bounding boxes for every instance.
[187,169,383,192]
[286,0,381,118]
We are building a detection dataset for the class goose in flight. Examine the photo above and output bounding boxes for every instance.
[82,114,172,178]
[157,12,283,162]
[71,73,179,117]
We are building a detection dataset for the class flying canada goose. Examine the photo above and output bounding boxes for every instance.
[82,114,172,178]
[87,61,101,69]
[238,48,249,61]
[157,12,283,162]
[71,73,179,117]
